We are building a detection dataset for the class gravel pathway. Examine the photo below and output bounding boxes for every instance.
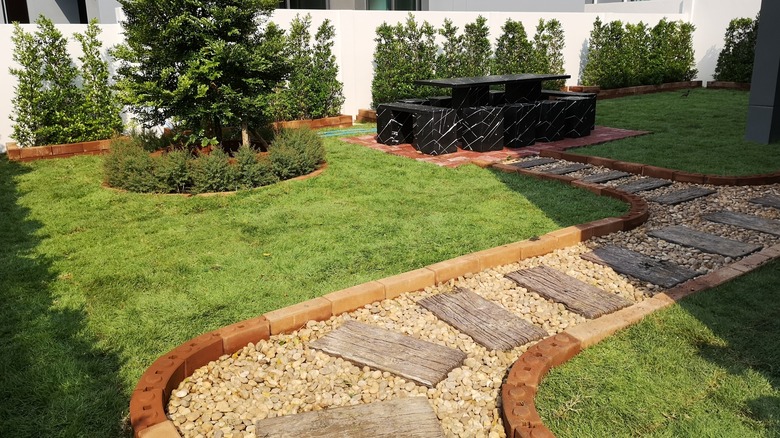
[166,162,779,438]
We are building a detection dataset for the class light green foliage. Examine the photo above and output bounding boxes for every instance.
[370,14,437,107]
[492,19,533,75]
[714,15,759,83]
[461,16,492,77]
[272,15,344,121]
[269,128,325,179]
[73,20,124,141]
[9,23,43,147]
[435,19,463,79]
[582,17,697,89]
[113,0,288,145]
[235,144,278,188]
[189,148,238,194]
[531,19,566,89]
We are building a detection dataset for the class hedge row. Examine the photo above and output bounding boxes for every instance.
[581,17,697,90]
[713,14,760,83]
[104,128,325,194]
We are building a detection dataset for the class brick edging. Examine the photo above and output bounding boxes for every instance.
[129,166,650,437]
[5,139,112,162]
[539,150,780,186]
[705,81,750,91]
[501,244,780,438]
[568,81,703,100]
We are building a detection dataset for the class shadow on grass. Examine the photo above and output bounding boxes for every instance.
[0,157,129,437]
[678,259,780,429]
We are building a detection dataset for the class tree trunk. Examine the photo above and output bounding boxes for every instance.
[241,120,250,148]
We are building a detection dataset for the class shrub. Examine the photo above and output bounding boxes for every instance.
[371,14,437,107]
[714,15,759,83]
[103,138,160,193]
[492,19,533,75]
[9,22,43,147]
[530,19,566,90]
[155,150,191,193]
[310,19,345,119]
[461,16,492,77]
[269,128,325,180]
[190,149,239,194]
[436,19,463,79]
[236,144,278,189]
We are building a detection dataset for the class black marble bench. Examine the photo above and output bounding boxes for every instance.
[541,90,597,134]
[376,102,459,155]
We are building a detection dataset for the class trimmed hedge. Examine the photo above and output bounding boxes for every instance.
[581,17,697,89]
[713,15,759,83]
[104,128,323,194]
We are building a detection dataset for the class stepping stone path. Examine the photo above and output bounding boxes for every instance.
[616,177,672,194]
[310,321,466,388]
[704,211,780,237]
[254,397,444,438]
[418,287,546,350]
[649,187,716,205]
[509,157,558,169]
[579,170,631,184]
[750,194,780,209]
[648,225,762,258]
[582,245,699,289]
[542,163,591,175]
[505,266,632,318]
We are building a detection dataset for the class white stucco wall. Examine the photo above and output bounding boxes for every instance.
[0,2,765,151]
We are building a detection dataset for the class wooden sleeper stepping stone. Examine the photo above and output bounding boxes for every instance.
[418,287,546,350]
[310,321,465,387]
[581,245,698,289]
[542,163,592,175]
[254,397,444,438]
[505,266,632,318]
[648,225,762,258]
[615,177,672,194]
[703,211,780,237]
[578,170,631,184]
[648,187,716,205]
[509,157,558,169]
[750,194,780,209]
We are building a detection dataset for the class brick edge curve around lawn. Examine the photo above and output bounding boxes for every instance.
[129,163,652,437]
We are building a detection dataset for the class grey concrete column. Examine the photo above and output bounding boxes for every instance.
[746,0,780,144]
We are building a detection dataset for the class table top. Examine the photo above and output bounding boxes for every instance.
[415,73,571,88]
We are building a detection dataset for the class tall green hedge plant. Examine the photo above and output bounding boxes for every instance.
[492,19,533,75]
[714,15,759,83]
[531,19,566,89]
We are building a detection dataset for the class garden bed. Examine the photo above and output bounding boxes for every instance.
[5,139,113,162]
[568,81,703,99]
[273,114,353,130]
[705,80,751,91]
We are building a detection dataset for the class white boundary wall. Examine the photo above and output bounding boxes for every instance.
[0,1,762,151]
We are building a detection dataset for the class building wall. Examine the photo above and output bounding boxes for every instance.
[427,0,584,12]
[25,0,81,23]
[0,2,764,150]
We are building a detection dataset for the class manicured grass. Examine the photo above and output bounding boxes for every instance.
[0,139,626,437]
[537,259,780,437]
[572,89,780,176]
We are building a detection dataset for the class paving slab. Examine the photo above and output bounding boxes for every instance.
[508,157,558,169]
[704,211,780,237]
[581,245,699,289]
[418,288,546,350]
[254,397,444,438]
[648,187,716,205]
[578,170,631,184]
[615,178,672,194]
[750,194,780,209]
[648,225,762,258]
[505,266,632,318]
[310,321,466,387]
[542,163,592,175]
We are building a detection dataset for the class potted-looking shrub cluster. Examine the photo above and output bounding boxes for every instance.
[8,0,343,194]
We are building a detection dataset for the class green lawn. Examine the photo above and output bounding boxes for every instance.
[0,139,626,437]
[537,259,780,438]
[572,89,780,176]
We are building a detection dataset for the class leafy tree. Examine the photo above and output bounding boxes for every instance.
[74,19,123,141]
[371,14,437,106]
[461,15,491,77]
[113,0,288,148]
[310,19,344,119]
[9,23,43,147]
[714,15,759,83]
[653,19,697,83]
[624,22,651,85]
[531,19,566,89]
[436,19,463,79]
[277,13,314,121]
[492,19,533,75]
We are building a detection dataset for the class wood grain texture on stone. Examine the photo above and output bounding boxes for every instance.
[542,163,591,175]
[509,158,558,169]
[749,194,780,209]
[648,187,716,205]
[581,245,699,289]
[648,225,762,258]
[615,178,672,194]
[703,211,780,236]
[418,288,546,350]
[310,321,466,387]
[254,397,444,438]
[578,170,631,184]
[505,266,631,318]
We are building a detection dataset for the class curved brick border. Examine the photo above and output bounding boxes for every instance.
[129,166,650,437]
[539,149,780,186]
[501,244,780,438]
